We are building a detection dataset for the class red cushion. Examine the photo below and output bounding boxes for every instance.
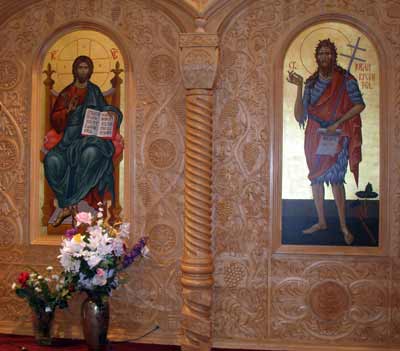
[43,128,63,150]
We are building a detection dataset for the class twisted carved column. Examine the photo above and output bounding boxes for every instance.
[179,32,219,351]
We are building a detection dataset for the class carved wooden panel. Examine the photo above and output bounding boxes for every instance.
[0,0,185,343]
[391,258,400,344]
[1,0,400,350]
[271,256,390,343]
[212,0,273,341]
[213,0,399,349]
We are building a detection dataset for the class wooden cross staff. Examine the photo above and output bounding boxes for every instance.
[340,36,366,76]
[329,37,367,122]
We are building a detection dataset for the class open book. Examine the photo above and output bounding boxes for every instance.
[81,108,116,139]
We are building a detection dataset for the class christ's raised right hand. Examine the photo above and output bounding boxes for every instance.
[67,96,79,113]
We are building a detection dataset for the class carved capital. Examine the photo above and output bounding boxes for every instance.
[180,33,219,47]
[179,34,219,90]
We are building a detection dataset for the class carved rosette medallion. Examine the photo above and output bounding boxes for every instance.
[149,224,177,256]
[309,281,350,321]
[0,217,17,247]
[0,139,18,170]
[147,54,177,85]
[0,60,20,90]
[148,138,177,169]
[272,259,389,342]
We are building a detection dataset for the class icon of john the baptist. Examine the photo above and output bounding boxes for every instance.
[287,39,365,245]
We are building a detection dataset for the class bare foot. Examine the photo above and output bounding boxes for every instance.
[302,223,328,234]
[53,207,72,227]
[342,227,354,245]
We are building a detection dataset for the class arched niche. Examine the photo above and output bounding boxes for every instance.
[30,26,132,244]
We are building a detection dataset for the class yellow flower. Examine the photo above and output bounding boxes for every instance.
[72,234,82,243]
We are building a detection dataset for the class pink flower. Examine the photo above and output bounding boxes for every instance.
[75,212,93,226]
[96,268,105,277]
[92,268,107,286]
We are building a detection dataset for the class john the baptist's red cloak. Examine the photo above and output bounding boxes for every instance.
[305,70,362,185]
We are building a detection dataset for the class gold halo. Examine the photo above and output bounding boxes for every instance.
[299,26,352,75]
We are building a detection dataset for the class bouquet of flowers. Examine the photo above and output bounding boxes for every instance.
[12,266,73,314]
[12,266,74,345]
[58,206,148,298]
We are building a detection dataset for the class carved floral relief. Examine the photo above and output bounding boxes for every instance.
[271,257,390,343]
[0,0,184,341]
[1,0,400,349]
[214,0,398,347]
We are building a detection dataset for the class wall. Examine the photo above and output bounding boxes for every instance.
[0,0,400,350]
[0,0,188,345]
[211,0,398,349]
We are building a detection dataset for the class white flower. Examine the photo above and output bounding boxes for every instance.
[97,211,103,218]
[58,250,81,273]
[11,283,16,290]
[86,229,113,256]
[112,238,124,256]
[46,266,53,271]
[60,234,86,259]
[86,254,102,269]
[52,274,59,281]
[70,234,85,249]
[141,245,150,258]
[35,287,42,293]
[119,223,130,239]
[45,306,52,313]
[37,275,43,280]
[44,277,51,282]
[88,225,102,238]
